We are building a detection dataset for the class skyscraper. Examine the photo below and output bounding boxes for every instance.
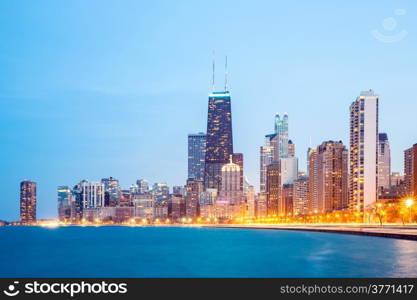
[274,113,289,159]
[266,162,281,216]
[232,153,244,192]
[20,180,36,223]
[204,91,234,191]
[136,179,150,194]
[349,90,379,212]
[185,178,203,219]
[152,183,170,202]
[288,140,295,157]
[188,132,206,181]
[101,177,121,207]
[217,156,244,218]
[404,144,417,197]
[260,136,276,193]
[79,180,105,209]
[293,176,309,215]
[377,133,391,191]
[309,141,348,213]
[57,186,71,222]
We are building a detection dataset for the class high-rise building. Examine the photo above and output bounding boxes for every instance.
[119,189,132,207]
[188,132,206,181]
[101,177,121,207]
[152,183,170,202]
[246,185,256,218]
[309,141,348,213]
[57,186,71,222]
[274,113,289,159]
[404,144,417,197]
[349,90,379,212]
[293,176,308,215]
[136,179,149,194]
[217,156,244,218]
[133,193,154,220]
[232,153,244,192]
[288,140,295,157]
[260,138,275,193]
[266,162,281,216]
[280,157,299,186]
[391,172,404,187]
[169,195,185,221]
[79,180,105,209]
[185,178,203,219]
[173,186,186,196]
[377,133,391,191]
[20,180,36,223]
[204,91,234,191]
[282,184,294,215]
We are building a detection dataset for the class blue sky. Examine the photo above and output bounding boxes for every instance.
[1,0,416,220]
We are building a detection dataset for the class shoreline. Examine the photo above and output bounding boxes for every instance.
[203,224,417,241]
[2,223,417,241]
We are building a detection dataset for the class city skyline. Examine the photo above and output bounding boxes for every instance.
[1,1,417,220]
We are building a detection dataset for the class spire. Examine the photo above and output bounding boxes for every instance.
[229,154,233,164]
[224,56,228,91]
[212,50,215,92]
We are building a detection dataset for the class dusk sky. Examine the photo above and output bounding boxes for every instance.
[1,0,416,220]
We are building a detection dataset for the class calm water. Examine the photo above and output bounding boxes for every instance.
[1,226,416,277]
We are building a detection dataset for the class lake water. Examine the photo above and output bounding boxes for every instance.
[1,226,416,277]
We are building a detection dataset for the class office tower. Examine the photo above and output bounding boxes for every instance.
[404,144,417,197]
[246,185,256,218]
[204,90,234,191]
[349,90,379,212]
[377,133,391,191]
[188,132,207,181]
[70,185,83,222]
[185,178,203,219]
[57,186,71,222]
[257,193,268,217]
[282,184,294,215]
[280,157,299,185]
[232,153,244,192]
[308,149,319,213]
[199,188,217,218]
[79,180,105,208]
[217,157,244,218]
[274,113,289,159]
[136,179,149,194]
[152,183,170,202]
[119,190,132,207]
[20,180,36,223]
[293,176,309,215]
[309,141,348,213]
[173,186,186,196]
[288,140,295,157]
[101,177,121,207]
[169,195,185,221]
[133,193,154,220]
[154,201,168,220]
[266,162,281,216]
[391,172,404,187]
[260,141,275,193]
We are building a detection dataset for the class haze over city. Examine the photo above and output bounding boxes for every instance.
[1,0,417,220]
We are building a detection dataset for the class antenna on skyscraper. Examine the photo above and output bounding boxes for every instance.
[225,56,228,91]
[212,51,215,92]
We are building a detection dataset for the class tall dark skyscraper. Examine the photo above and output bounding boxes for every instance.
[188,132,206,181]
[204,91,234,190]
[20,180,37,223]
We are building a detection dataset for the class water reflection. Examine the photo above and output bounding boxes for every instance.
[392,239,417,277]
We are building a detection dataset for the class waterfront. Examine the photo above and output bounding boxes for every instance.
[1,226,417,278]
